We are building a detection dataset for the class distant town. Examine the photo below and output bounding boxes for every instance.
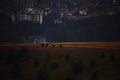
[1,0,119,24]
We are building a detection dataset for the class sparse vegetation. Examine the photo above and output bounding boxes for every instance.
[45,54,51,64]
[6,50,16,65]
[0,44,120,80]
[0,52,7,64]
[6,48,30,65]
[90,71,99,80]
[36,70,48,80]
[109,55,115,62]
[33,58,39,67]
[89,60,97,69]
[64,77,71,80]
[10,64,21,80]
[17,47,30,62]
[64,54,71,61]
[100,52,106,58]
[50,63,59,71]
[71,61,84,75]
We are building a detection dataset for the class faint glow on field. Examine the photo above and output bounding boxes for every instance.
[0,42,120,49]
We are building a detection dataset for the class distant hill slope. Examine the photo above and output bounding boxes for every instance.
[0,14,120,43]
[46,15,120,42]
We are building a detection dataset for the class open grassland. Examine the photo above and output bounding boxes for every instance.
[0,42,120,49]
[0,42,120,80]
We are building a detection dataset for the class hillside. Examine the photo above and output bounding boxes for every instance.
[0,15,120,43]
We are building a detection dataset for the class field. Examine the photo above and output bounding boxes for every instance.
[0,42,120,80]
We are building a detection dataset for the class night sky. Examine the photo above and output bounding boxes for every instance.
[0,0,120,43]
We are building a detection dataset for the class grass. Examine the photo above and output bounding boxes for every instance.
[0,42,120,49]
[0,42,120,80]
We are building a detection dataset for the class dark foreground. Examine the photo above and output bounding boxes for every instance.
[0,43,120,80]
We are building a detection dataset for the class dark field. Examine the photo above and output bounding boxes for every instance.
[0,42,120,80]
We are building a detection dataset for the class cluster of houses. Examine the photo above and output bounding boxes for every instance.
[10,0,119,24]
[11,8,47,24]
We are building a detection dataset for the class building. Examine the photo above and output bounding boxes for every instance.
[11,8,44,24]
